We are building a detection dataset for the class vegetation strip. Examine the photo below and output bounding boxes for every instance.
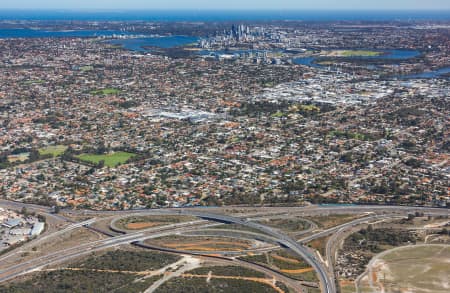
[181,274,285,293]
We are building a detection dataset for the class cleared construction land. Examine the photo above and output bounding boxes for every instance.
[359,245,450,293]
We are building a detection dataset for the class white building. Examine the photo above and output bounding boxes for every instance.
[30,222,45,236]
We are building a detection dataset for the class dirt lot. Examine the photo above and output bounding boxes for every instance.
[360,244,450,293]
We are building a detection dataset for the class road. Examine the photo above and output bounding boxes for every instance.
[1,199,449,293]
[323,215,405,289]
[0,205,332,292]
[298,214,400,243]
[296,214,430,291]
[0,220,307,292]
[0,218,97,265]
[135,241,308,292]
[0,220,219,284]
[174,210,335,293]
[3,199,449,218]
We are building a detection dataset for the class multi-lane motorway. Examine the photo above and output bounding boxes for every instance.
[0,219,220,283]
[177,210,335,293]
[0,199,449,293]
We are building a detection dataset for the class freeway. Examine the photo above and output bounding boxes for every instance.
[175,210,335,293]
[298,214,401,243]
[1,199,449,293]
[0,206,332,292]
[0,199,71,223]
[3,198,449,219]
[101,205,449,293]
[0,199,52,213]
[0,221,219,284]
[0,218,307,292]
[247,214,318,237]
[134,241,308,292]
[296,214,406,290]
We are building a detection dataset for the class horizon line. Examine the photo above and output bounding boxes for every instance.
[1,9,450,12]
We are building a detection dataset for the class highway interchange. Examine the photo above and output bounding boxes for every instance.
[0,199,449,293]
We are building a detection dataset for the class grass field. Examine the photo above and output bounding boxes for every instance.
[362,245,450,293]
[22,79,45,85]
[90,88,120,95]
[341,50,382,57]
[327,50,382,57]
[76,151,135,167]
[38,145,68,157]
[80,65,94,72]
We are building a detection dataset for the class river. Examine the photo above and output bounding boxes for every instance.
[293,49,449,79]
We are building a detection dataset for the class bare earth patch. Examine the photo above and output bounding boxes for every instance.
[360,245,450,293]
[126,222,163,230]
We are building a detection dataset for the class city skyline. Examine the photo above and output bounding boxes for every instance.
[1,0,450,10]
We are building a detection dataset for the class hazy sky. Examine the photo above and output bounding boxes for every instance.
[1,0,450,10]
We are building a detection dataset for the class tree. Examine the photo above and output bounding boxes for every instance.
[96,143,107,155]
[20,207,28,215]
[28,150,40,162]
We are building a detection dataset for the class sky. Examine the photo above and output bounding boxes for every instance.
[1,0,450,10]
